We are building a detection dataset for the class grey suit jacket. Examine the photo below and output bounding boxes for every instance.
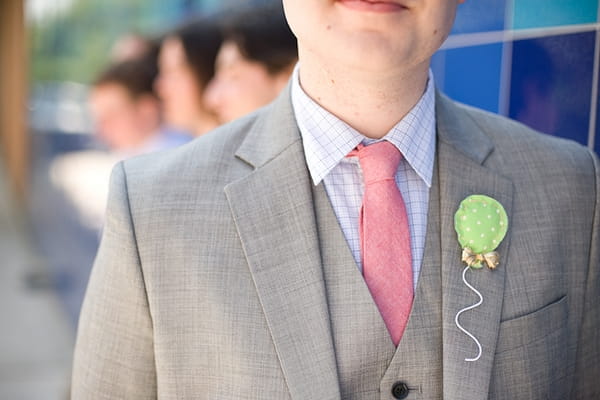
[72,85,599,399]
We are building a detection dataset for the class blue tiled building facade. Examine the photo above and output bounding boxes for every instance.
[431,0,599,153]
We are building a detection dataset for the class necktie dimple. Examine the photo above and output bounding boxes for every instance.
[348,141,414,346]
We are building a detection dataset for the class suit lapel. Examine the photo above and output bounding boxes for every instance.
[436,93,514,400]
[225,86,341,400]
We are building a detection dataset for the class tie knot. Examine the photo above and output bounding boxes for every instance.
[349,141,401,184]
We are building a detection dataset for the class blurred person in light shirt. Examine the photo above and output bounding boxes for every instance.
[155,17,223,136]
[203,3,298,123]
[52,47,190,230]
[45,41,191,323]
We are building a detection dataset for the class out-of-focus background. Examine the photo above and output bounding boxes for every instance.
[0,0,598,398]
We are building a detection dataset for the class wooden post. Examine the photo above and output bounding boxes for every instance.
[0,0,29,202]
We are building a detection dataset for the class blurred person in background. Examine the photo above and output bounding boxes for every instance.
[156,17,223,136]
[203,4,297,123]
[53,47,191,231]
[47,42,191,324]
[90,55,191,157]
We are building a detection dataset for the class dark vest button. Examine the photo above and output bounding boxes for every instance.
[391,381,410,399]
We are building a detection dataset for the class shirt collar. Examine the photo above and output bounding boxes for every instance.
[291,64,436,187]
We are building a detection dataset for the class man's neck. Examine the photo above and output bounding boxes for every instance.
[298,48,430,139]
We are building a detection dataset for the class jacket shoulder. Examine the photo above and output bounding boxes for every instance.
[118,110,265,195]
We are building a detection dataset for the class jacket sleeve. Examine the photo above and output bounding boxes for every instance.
[71,162,157,399]
[572,149,600,399]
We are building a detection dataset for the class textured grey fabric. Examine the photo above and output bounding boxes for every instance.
[72,85,599,400]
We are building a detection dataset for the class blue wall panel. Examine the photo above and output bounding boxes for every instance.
[432,43,503,114]
[512,0,598,30]
[509,32,595,146]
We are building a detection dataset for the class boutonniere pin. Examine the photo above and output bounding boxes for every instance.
[453,194,508,362]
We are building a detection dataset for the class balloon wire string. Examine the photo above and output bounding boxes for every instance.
[454,265,483,362]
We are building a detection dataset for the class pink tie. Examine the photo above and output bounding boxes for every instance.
[349,141,413,346]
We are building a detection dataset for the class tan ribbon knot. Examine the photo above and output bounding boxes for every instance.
[461,247,500,270]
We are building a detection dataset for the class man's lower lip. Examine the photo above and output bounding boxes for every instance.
[338,0,406,13]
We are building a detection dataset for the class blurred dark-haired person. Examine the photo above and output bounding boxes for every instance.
[91,57,190,155]
[203,4,297,123]
[156,17,223,136]
[54,54,190,231]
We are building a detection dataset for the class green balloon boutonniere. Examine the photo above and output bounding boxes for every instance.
[453,195,508,362]
[455,194,508,269]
